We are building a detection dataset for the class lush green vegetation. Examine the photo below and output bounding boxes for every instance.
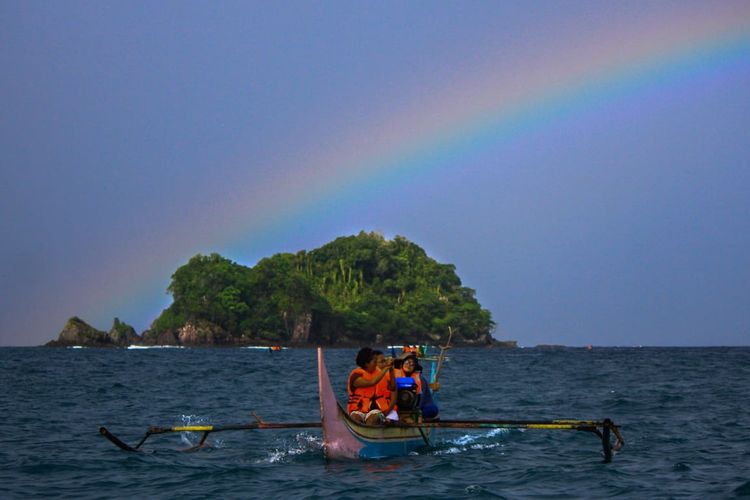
[151,232,494,345]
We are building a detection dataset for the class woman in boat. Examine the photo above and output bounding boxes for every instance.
[347,347,393,425]
[395,352,439,419]
[394,352,422,392]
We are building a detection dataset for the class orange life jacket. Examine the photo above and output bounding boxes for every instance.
[347,367,378,414]
[372,369,394,413]
[402,345,419,356]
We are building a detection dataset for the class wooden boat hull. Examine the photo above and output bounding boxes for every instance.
[317,348,431,459]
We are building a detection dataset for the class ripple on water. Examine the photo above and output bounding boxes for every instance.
[734,480,750,496]
[1,347,749,498]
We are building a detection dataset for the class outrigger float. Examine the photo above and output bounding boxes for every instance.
[101,346,625,462]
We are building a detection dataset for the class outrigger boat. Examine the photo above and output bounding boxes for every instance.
[101,346,625,461]
[318,347,432,458]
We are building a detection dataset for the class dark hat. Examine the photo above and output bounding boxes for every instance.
[398,352,422,372]
[397,351,417,362]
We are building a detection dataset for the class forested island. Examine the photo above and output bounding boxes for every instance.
[47,232,514,348]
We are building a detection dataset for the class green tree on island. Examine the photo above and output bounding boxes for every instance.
[150,232,495,345]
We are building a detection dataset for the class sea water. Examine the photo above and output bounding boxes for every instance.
[1,347,748,498]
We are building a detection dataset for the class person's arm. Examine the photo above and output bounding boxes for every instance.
[351,367,389,388]
[386,367,397,412]
[386,388,397,413]
[420,374,439,398]
[419,374,436,408]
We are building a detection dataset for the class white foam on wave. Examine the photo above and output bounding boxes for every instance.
[177,414,224,448]
[448,428,508,446]
[240,346,288,350]
[434,441,505,456]
[257,432,323,464]
[126,345,185,349]
[432,428,508,456]
[434,447,462,455]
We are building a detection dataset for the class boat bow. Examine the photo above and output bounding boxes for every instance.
[318,347,364,459]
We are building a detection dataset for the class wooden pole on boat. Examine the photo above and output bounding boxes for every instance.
[101,417,623,459]
[432,326,453,386]
[100,419,322,452]
[389,418,625,456]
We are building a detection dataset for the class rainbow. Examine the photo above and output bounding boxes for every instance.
[92,9,750,328]
[219,19,750,255]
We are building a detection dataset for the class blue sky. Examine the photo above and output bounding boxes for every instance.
[1,1,749,346]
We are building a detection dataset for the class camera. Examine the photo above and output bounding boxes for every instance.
[395,377,420,411]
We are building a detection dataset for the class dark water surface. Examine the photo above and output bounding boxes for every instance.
[1,347,748,498]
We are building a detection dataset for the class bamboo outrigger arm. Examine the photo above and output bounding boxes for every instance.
[100,414,623,461]
[100,420,323,452]
[394,417,625,462]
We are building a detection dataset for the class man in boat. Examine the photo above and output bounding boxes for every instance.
[373,350,398,422]
[347,347,394,425]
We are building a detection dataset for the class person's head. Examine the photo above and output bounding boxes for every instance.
[399,353,418,375]
[373,350,387,369]
[356,347,377,372]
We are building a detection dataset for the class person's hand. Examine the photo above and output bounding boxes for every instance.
[430,382,440,391]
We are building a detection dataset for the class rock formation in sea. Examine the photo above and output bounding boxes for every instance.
[490,339,518,349]
[45,317,113,347]
[46,315,517,348]
[108,318,139,346]
[139,329,178,346]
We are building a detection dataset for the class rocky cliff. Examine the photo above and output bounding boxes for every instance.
[109,318,139,346]
[46,317,515,348]
[45,317,113,347]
